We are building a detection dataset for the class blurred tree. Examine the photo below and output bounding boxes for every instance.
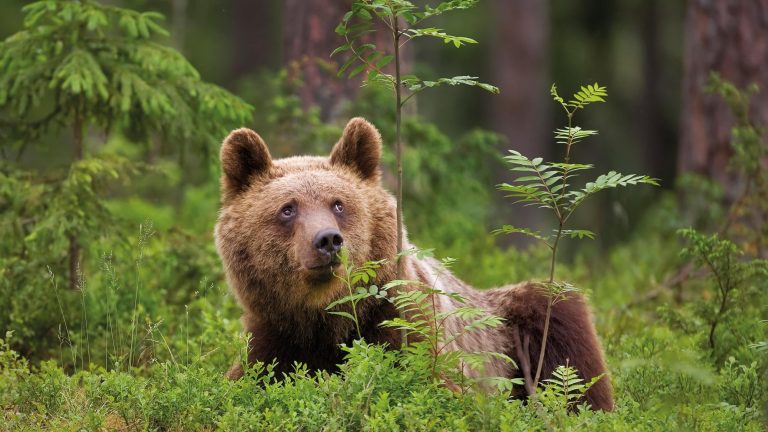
[282,0,396,121]
[230,0,281,79]
[489,0,549,161]
[0,0,252,289]
[679,0,768,199]
[489,0,549,245]
[283,0,355,120]
[639,0,672,183]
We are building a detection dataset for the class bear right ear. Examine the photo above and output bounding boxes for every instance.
[220,128,272,199]
[330,117,382,182]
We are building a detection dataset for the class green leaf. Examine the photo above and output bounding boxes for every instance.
[328,311,356,321]
[492,225,549,244]
[560,229,596,240]
[348,63,367,78]
[330,44,350,57]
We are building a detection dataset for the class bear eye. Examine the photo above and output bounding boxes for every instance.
[333,201,344,213]
[280,204,296,219]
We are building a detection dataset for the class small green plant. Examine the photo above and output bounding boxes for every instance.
[326,248,519,393]
[326,248,390,339]
[678,228,768,357]
[496,83,658,394]
[334,0,498,279]
[539,363,604,412]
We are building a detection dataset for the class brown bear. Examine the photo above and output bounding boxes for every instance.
[215,117,614,411]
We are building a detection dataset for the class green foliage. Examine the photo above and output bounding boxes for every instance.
[334,0,497,101]
[498,83,659,400]
[326,248,389,338]
[0,0,251,154]
[539,364,603,412]
[326,248,520,394]
[677,228,768,361]
[0,3,764,430]
[499,86,657,248]
[0,0,251,356]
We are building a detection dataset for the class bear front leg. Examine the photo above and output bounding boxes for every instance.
[226,313,280,380]
[498,283,615,411]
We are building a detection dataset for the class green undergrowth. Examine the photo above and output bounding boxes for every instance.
[1,198,765,431]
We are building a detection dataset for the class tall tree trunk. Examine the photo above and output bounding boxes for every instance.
[230,0,280,80]
[489,0,549,245]
[679,0,768,199]
[283,0,354,120]
[281,0,395,121]
[639,0,675,184]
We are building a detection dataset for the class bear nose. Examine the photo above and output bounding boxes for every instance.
[313,229,343,256]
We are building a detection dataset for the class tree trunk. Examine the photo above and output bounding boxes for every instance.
[639,0,675,184]
[230,0,280,80]
[679,0,768,199]
[489,0,549,245]
[282,0,397,121]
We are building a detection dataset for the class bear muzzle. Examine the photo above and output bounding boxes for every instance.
[301,228,344,284]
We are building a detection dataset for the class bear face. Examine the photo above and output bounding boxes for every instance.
[215,118,398,329]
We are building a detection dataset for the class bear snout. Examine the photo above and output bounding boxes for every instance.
[297,228,344,284]
[313,228,343,257]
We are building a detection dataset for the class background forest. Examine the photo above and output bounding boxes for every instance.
[0,0,766,430]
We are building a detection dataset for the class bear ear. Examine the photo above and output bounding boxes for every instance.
[330,117,382,182]
[220,128,272,198]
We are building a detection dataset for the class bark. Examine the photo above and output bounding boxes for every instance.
[679,0,768,198]
[281,0,397,121]
[283,0,353,120]
[230,0,280,79]
[639,0,675,184]
[489,0,549,244]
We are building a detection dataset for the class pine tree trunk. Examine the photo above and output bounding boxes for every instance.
[489,0,549,245]
[639,0,673,183]
[281,0,397,121]
[679,0,768,199]
[230,0,280,80]
[282,0,353,120]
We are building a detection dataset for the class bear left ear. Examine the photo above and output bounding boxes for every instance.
[220,128,273,200]
[330,117,382,182]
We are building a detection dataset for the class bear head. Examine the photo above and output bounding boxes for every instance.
[215,118,398,329]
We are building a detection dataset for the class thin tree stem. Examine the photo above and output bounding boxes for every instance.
[68,111,84,290]
[392,16,408,349]
[533,113,573,388]
[395,24,404,269]
[533,301,553,387]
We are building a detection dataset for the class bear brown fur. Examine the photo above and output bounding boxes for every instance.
[215,118,614,411]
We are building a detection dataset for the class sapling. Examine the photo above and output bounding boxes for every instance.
[334,0,498,349]
[496,83,658,393]
[334,0,498,277]
[326,248,520,393]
